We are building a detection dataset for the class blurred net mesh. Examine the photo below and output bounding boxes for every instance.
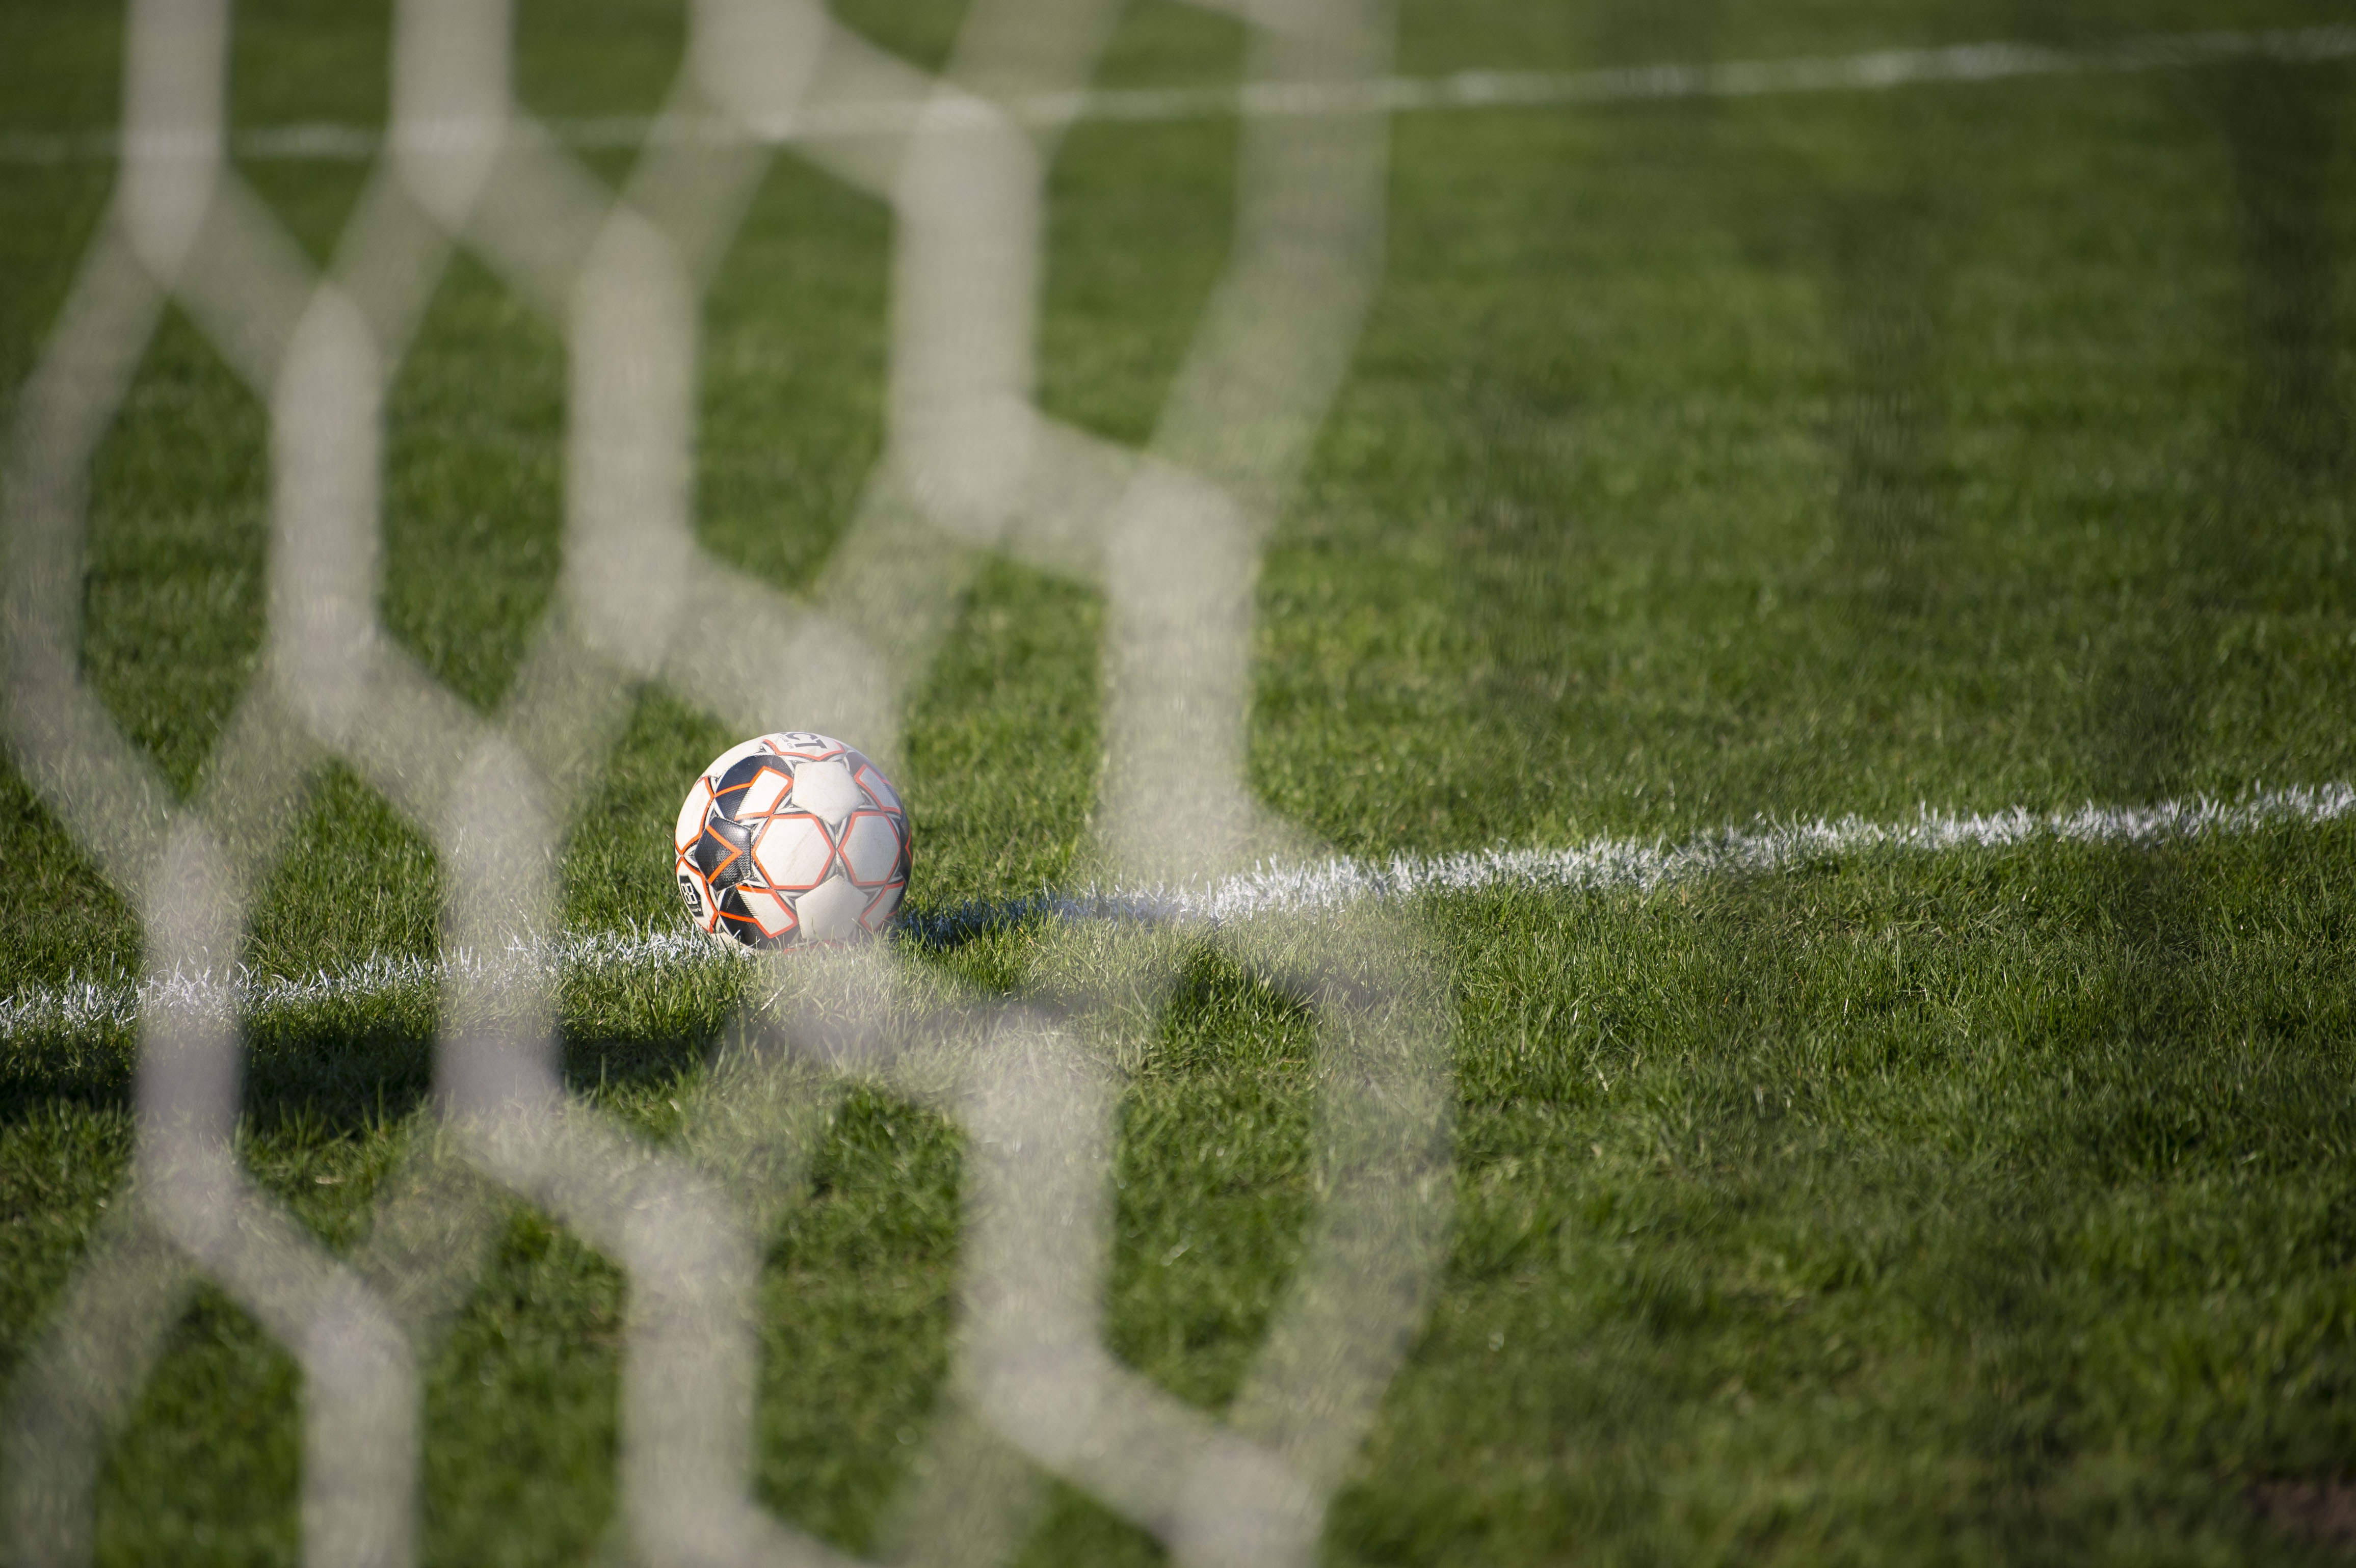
[0,0,1454,1564]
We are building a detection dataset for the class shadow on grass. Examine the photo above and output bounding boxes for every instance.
[0,1012,732,1136]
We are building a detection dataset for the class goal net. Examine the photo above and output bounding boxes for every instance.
[1,1,1453,1564]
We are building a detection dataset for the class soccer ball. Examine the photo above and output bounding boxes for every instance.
[673,732,912,949]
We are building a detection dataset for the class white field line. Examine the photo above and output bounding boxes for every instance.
[4,24,2351,166]
[1070,780,2356,924]
[2,925,733,1042]
[6,781,2350,1041]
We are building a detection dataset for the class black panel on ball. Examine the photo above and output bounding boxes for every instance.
[716,887,778,948]
[716,754,781,804]
[695,813,758,890]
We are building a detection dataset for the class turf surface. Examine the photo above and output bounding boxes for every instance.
[6,0,2356,1561]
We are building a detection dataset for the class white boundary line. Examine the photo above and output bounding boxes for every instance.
[1080,780,2356,922]
[4,24,2351,167]
[8,781,2350,1041]
[0,924,728,1043]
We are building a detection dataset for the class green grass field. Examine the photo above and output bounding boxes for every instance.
[7,0,2356,1561]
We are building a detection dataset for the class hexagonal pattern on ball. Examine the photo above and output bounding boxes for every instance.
[855,764,901,814]
[788,875,869,944]
[754,814,836,893]
[676,733,912,950]
[787,756,864,829]
[839,811,906,888]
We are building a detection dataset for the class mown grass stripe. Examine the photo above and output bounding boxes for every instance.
[3,24,2351,167]
[8,781,2348,1041]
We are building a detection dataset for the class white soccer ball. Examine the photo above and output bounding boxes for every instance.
[673,732,912,949]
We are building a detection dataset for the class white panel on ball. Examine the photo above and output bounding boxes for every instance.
[789,876,867,944]
[787,757,863,829]
[733,887,797,941]
[839,812,903,887]
[674,779,713,853]
[753,815,836,893]
[855,764,900,813]
[737,766,791,818]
